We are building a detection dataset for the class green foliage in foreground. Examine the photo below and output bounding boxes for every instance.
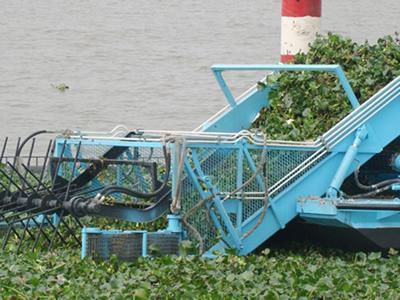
[253,33,400,141]
[0,246,400,299]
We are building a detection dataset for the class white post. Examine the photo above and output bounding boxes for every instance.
[281,0,322,63]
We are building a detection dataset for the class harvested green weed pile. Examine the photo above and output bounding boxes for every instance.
[0,246,399,299]
[253,33,400,141]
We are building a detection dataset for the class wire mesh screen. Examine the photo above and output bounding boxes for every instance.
[55,142,169,205]
[181,145,318,251]
[84,231,179,261]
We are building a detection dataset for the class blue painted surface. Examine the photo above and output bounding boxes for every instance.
[166,214,183,233]
[59,65,400,256]
[211,64,360,109]
[326,126,368,198]
[299,198,400,229]
[206,75,400,256]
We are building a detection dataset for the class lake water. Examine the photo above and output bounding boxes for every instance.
[0,0,398,140]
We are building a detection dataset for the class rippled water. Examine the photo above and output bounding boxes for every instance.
[0,0,398,139]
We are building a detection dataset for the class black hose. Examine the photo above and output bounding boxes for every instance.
[16,130,49,157]
[99,144,171,199]
[347,165,400,198]
[348,184,394,199]
[354,166,400,191]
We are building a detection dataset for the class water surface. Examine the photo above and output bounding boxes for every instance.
[0,0,398,140]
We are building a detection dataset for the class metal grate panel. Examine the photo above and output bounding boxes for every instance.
[180,145,318,251]
[84,230,179,261]
[56,144,168,205]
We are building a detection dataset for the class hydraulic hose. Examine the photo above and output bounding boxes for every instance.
[348,165,400,198]
[98,144,171,199]
[348,184,395,199]
[354,166,400,191]
[16,130,49,157]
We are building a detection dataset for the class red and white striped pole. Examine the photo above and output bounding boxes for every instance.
[280,0,321,63]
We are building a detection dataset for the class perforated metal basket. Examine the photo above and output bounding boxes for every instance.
[82,228,180,261]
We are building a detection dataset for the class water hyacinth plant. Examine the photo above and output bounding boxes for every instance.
[1,245,400,298]
[253,33,400,141]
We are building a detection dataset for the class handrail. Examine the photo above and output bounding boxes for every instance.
[211,64,360,109]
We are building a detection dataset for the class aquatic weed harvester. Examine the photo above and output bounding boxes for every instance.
[1,64,400,259]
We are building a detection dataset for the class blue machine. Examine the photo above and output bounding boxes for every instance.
[0,64,399,258]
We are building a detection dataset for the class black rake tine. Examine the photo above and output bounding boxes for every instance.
[59,215,81,245]
[19,138,36,191]
[0,179,34,201]
[20,164,59,199]
[13,163,82,245]
[72,214,84,229]
[51,140,67,191]
[0,204,27,216]
[2,207,47,250]
[0,180,14,197]
[1,208,39,250]
[5,206,61,226]
[16,216,32,253]
[26,138,36,168]
[50,142,83,246]
[32,214,67,251]
[18,139,53,199]
[12,138,21,166]
[20,163,83,241]
[17,213,53,249]
[42,142,84,248]
[6,162,37,195]
[43,214,67,244]
[7,163,52,213]
[32,216,47,250]
[63,142,82,202]
[0,211,22,241]
[2,206,42,223]
[6,163,51,201]
[7,137,21,195]
[47,210,65,251]
[0,137,8,162]
[0,168,27,196]
[38,139,53,184]
[23,168,86,234]
[0,201,20,212]
[2,224,17,250]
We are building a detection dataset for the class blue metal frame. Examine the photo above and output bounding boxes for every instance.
[59,65,400,258]
[298,198,400,229]
[199,64,359,133]
[211,64,360,109]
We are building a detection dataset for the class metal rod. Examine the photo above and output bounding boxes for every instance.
[32,216,47,250]
[0,137,8,162]
[21,164,57,198]
[38,139,53,185]
[32,213,67,250]
[6,206,61,225]
[0,168,27,195]
[1,207,38,250]
[59,217,81,245]
[0,204,27,216]
[7,137,21,195]
[51,140,67,191]
[48,210,64,251]
[63,142,81,202]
